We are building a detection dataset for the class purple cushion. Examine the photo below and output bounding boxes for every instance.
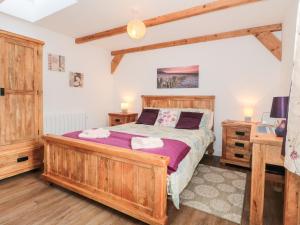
[175,112,203,130]
[136,109,159,125]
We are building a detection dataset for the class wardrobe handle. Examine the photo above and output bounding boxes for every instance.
[17,156,29,163]
[0,88,4,96]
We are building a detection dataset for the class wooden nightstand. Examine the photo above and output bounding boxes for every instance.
[108,113,138,126]
[220,120,254,168]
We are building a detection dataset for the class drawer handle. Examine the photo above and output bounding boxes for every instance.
[114,118,121,122]
[234,153,244,158]
[235,131,245,136]
[0,88,4,96]
[17,156,29,163]
[235,142,245,148]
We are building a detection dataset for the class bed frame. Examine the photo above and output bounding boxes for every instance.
[42,95,215,225]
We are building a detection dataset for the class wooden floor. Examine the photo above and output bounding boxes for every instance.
[0,155,283,225]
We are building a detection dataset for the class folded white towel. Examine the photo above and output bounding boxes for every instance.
[79,128,110,139]
[131,137,164,150]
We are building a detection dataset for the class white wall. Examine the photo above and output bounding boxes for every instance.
[112,36,284,156]
[0,13,114,129]
[281,0,299,90]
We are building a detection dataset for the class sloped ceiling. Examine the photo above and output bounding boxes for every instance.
[35,0,291,50]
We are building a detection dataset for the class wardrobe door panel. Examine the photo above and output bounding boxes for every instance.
[0,39,39,146]
[7,42,35,91]
[5,94,36,144]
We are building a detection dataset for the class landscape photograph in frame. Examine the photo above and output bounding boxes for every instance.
[157,65,199,88]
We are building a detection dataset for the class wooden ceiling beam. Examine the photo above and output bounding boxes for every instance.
[111,24,282,56]
[255,31,282,61]
[76,0,260,44]
[111,54,124,74]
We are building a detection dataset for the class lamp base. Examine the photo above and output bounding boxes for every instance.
[275,120,287,137]
[244,116,252,122]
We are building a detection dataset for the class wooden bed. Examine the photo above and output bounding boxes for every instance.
[42,95,215,225]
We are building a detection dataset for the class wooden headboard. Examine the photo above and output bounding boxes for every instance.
[141,95,215,112]
[142,95,215,154]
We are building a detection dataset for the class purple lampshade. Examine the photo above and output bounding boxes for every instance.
[270,96,289,118]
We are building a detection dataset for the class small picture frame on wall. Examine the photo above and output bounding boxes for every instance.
[69,72,84,88]
[48,54,65,72]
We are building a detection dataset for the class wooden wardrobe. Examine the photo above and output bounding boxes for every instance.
[0,30,44,180]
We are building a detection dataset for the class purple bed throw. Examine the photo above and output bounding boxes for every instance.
[63,130,190,174]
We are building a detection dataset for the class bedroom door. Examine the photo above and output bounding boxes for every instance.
[0,31,44,180]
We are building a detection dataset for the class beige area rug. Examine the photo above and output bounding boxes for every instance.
[180,164,247,224]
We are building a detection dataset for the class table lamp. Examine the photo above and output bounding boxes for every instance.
[244,107,254,122]
[270,96,289,137]
[121,102,129,114]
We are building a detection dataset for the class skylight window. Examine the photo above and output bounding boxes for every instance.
[0,0,78,22]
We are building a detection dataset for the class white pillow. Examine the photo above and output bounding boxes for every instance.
[207,111,214,130]
[155,109,180,127]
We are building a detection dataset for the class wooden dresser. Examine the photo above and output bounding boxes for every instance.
[108,113,138,126]
[221,120,254,168]
[0,30,44,180]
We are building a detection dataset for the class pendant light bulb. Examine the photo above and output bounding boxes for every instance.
[127,19,146,40]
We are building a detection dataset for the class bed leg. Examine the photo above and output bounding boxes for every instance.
[44,181,53,186]
[43,181,51,187]
[207,143,214,155]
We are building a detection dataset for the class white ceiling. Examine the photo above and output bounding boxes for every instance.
[34,0,292,51]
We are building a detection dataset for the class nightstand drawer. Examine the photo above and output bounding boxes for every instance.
[225,148,251,163]
[227,127,251,140]
[227,139,250,151]
[111,116,125,126]
[108,113,138,126]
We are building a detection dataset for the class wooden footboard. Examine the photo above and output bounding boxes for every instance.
[42,134,169,225]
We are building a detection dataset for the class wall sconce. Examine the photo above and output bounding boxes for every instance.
[244,107,253,122]
[121,102,129,114]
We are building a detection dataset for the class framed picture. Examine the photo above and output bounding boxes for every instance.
[157,65,199,88]
[69,72,84,88]
[48,54,65,72]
